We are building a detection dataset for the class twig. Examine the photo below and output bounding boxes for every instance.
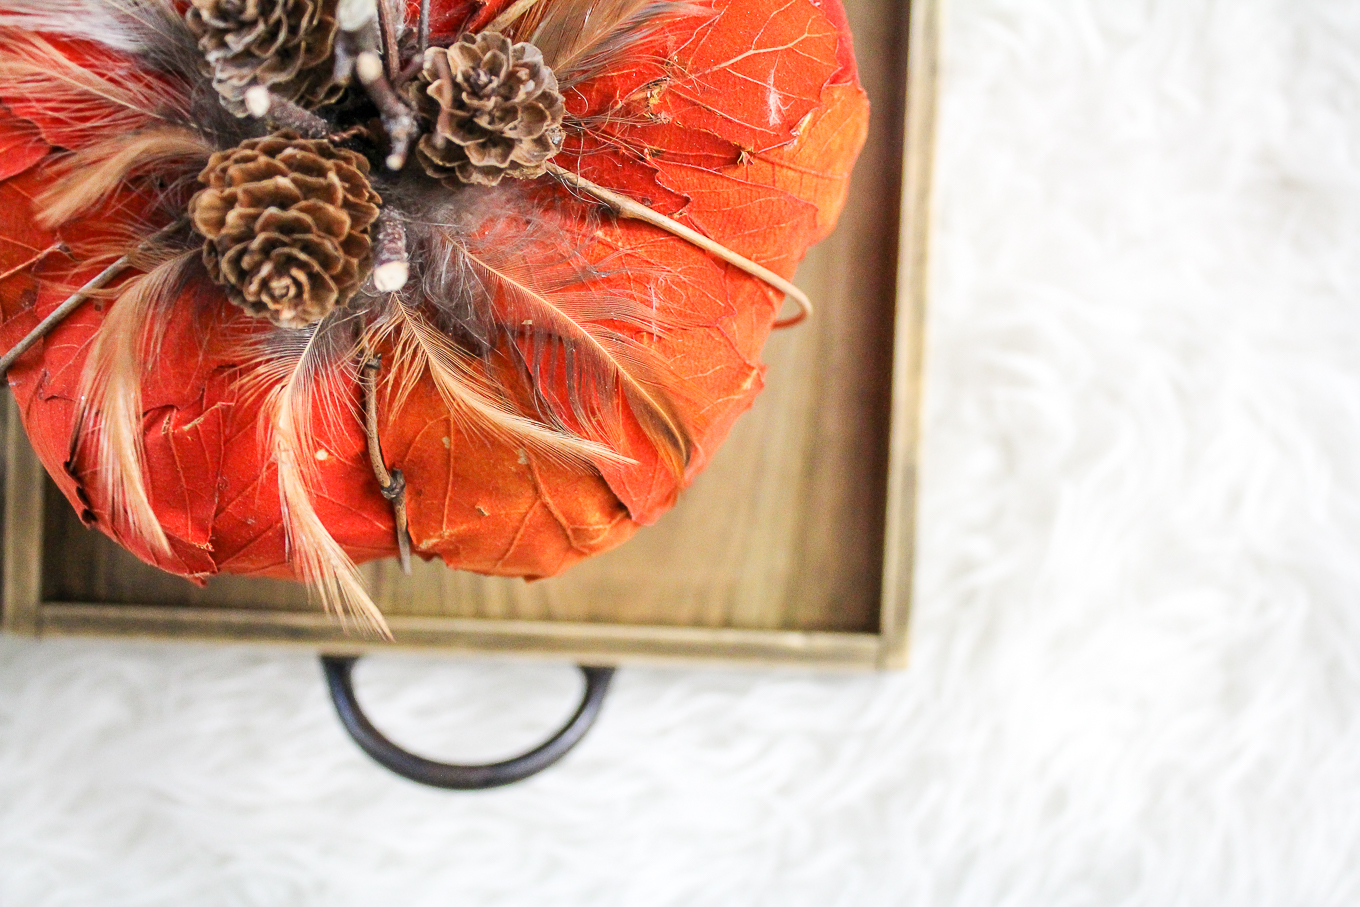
[0,219,189,378]
[375,0,401,82]
[361,353,413,574]
[488,0,544,34]
[357,52,419,171]
[332,23,373,87]
[395,55,425,90]
[372,212,410,292]
[418,0,430,53]
[246,89,331,138]
[545,163,813,327]
[0,259,130,378]
[0,242,64,285]
[328,123,371,144]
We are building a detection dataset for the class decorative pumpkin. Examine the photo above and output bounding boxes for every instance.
[0,0,869,634]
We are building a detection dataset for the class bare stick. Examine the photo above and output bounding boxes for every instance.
[361,353,413,574]
[372,212,410,292]
[418,0,430,53]
[0,243,64,285]
[249,90,331,138]
[357,52,419,171]
[0,219,190,378]
[488,0,544,33]
[375,0,401,82]
[545,163,813,327]
[0,258,131,377]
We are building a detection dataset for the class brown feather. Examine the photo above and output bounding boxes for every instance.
[72,250,195,560]
[367,297,627,466]
[0,30,192,150]
[243,315,391,638]
[0,0,186,55]
[455,236,693,477]
[37,128,212,229]
[523,0,672,83]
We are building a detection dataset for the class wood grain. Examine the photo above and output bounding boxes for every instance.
[879,0,938,668]
[2,394,42,636]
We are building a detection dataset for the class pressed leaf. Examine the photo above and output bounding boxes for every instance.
[0,109,47,181]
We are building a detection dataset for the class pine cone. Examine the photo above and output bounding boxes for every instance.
[186,0,342,116]
[409,32,566,187]
[188,133,382,329]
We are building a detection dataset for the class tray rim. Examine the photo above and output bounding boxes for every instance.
[1,0,938,671]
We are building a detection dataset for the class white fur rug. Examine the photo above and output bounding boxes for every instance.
[6,1,1360,903]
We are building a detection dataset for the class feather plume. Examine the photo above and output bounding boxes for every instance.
[244,314,390,637]
[73,250,196,560]
[427,221,694,477]
[366,296,626,466]
[524,0,701,87]
[0,0,183,54]
[37,127,211,229]
[0,29,193,151]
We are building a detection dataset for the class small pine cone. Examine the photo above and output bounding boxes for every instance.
[409,32,566,187]
[188,133,382,329]
[186,0,343,116]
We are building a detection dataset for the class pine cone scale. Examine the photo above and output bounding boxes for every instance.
[236,179,303,211]
[219,157,291,187]
[290,200,354,241]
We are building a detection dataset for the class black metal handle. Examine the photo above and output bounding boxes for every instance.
[321,656,615,790]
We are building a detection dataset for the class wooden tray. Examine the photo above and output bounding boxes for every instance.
[0,0,937,670]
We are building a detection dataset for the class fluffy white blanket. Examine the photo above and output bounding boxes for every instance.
[5,1,1359,903]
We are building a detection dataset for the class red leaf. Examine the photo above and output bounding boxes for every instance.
[0,109,46,180]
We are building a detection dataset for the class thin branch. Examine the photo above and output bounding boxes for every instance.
[545,163,813,328]
[375,0,401,82]
[357,52,419,171]
[0,259,127,378]
[0,242,64,285]
[361,353,413,574]
[487,0,544,34]
[0,219,189,378]
[418,0,430,53]
[247,89,331,138]
[372,211,410,292]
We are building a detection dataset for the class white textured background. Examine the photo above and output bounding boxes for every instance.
[6,1,1360,903]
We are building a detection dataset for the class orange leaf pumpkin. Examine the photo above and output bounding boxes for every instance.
[0,0,868,625]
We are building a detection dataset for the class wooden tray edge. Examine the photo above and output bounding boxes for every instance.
[36,602,882,670]
[878,0,939,669]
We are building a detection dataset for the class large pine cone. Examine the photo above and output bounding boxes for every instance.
[186,0,343,116]
[410,32,566,186]
[188,133,382,328]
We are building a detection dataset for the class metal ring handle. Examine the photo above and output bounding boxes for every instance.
[321,656,615,790]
